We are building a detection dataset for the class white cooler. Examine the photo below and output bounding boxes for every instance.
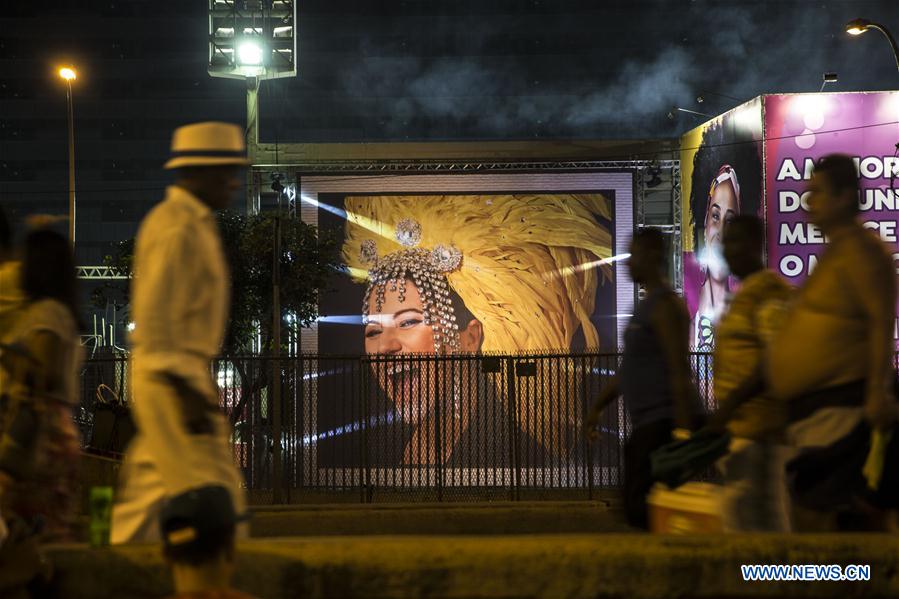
[647,482,723,533]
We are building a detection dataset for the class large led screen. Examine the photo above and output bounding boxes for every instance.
[296,171,634,475]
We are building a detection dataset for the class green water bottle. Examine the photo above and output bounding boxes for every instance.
[89,486,114,547]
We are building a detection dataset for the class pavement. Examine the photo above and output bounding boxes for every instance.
[46,533,899,598]
[65,458,899,597]
[248,500,631,536]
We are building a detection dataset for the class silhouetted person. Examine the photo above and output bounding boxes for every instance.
[709,215,792,531]
[159,485,255,599]
[0,205,23,435]
[0,205,23,347]
[767,154,897,530]
[585,228,702,529]
[0,228,83,541]
[112,123,248,543]
[1,219,70,599]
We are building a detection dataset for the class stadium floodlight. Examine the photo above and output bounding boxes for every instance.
[208,1,297,214]
[208,0,296,80]
[237,39,263,65]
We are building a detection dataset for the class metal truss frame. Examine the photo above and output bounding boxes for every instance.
[629,161,682,299]
[671,162,683,295]
[252,158,679,174]
[76,266,128,280]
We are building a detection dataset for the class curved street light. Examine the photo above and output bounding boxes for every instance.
[846,19,899,75]
[58,65,77,244]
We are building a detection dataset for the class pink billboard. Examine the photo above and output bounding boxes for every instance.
[764,92,899,287]
[681,99,764,351]
[682,91,899,348]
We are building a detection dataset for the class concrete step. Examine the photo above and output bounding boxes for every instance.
[46,534,899,598]
[248,501,632,536]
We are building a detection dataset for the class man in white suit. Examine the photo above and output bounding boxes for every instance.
[112,122,248,543]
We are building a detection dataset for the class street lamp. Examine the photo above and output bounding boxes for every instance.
[58,66,77,244]
[845,19,899,75]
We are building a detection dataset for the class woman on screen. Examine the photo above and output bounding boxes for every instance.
[686,118,763,352]
[343,194,614,465]
[692,165,741,351]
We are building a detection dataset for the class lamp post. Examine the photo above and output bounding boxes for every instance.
[58,66,77,244]
[208,3,297,503]
[846,19,899,75]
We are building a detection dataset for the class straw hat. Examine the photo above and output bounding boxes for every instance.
[163,122,250,170]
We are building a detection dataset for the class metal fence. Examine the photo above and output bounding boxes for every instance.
[77,352,716,504]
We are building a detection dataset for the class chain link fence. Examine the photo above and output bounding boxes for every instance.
[77,352,716,504]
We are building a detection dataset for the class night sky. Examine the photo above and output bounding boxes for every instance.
[0,0,897,260]
[267,0,899,141]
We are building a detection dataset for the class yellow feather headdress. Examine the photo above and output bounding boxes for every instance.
[343,193,613,353]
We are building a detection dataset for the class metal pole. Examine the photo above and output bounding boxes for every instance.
[360,357,371,503]
[870,24,899,74]
[66,81,76,244]
[435,357,443,502]
[505,357,520,501]
[584,356,594,500]
[246,77,260,214]
[272,213,283,504]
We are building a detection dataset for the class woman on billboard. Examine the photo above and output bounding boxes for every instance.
[687,120,763,351]
[692,165,741,351]
[342,194,613,465]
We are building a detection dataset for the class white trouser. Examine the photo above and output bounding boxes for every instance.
[719,437,793,532]
[110,370,246,544]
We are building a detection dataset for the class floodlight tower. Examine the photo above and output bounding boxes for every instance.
[208,1,296,503]
[208,0,297,213]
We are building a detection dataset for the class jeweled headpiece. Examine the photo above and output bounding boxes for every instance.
[360,219,463,354]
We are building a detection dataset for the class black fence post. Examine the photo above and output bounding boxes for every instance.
[294,354,315,495]
[435,355,444,502]
[505,357,520,501]
[360,356,370,504]
[285,356,295,504]
[585,355,594,501]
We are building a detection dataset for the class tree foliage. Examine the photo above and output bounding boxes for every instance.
[92,210,343,356]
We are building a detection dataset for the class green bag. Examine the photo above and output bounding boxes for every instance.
[651,428,731,489]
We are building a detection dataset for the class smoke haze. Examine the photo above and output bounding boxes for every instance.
[265,0,898,141]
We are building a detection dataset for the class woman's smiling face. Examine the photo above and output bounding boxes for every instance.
[364,282,435,355]
[364,281,437,422]
[704,180,738,248]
